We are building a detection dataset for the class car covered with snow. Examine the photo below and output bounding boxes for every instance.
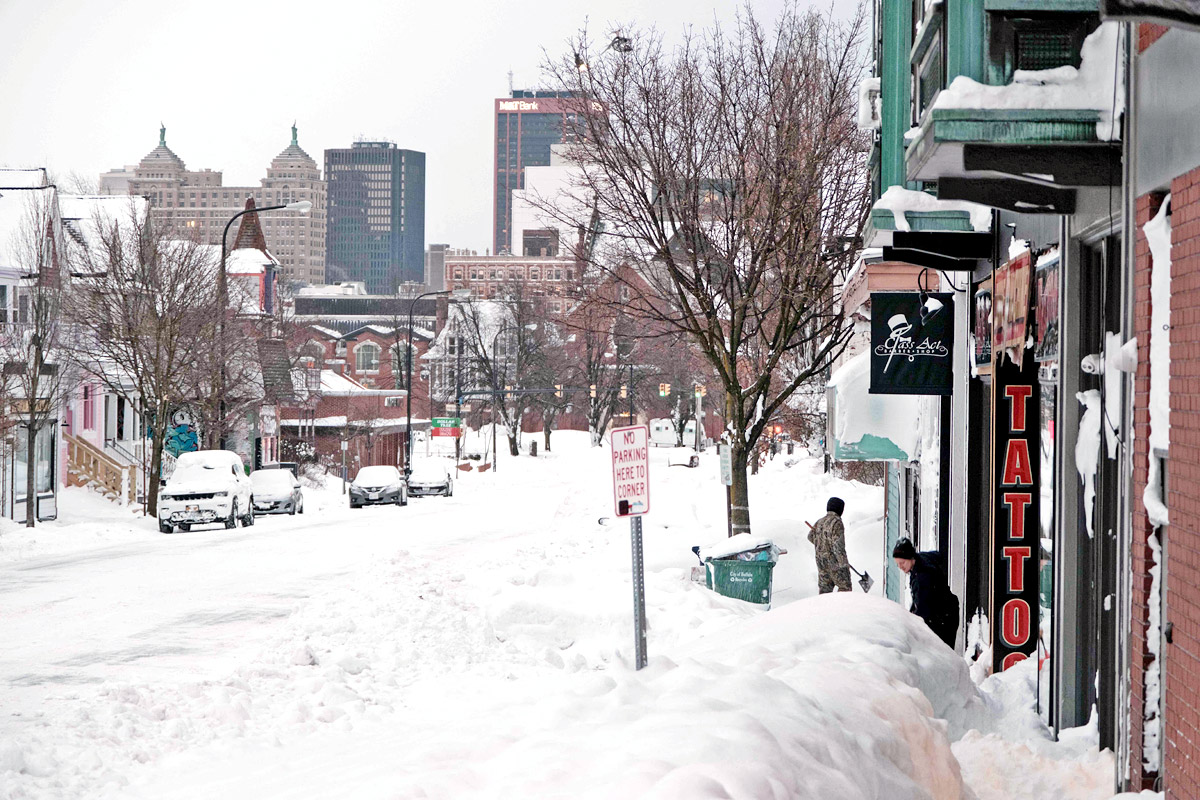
[406,460,454,497]
[157,450,254,533]
[349,464,408,508]
[250,469,304,515]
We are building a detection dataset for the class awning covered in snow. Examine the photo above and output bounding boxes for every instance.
[826,351,921,462]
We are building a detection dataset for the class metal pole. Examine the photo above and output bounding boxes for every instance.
[405,290,449,481]
[628,363,634,422]
[694,390,701,452]
[631,514,648,669]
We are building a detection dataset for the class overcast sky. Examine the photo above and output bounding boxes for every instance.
[0,0,857,255]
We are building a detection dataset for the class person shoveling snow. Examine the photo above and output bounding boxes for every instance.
[807,497,873,593]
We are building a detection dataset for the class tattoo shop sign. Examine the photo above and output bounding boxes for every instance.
[991,355,1041,673]
[869,292,955,396]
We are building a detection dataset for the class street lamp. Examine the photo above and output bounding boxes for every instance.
[403,288,469,480]
[216,199,311,448]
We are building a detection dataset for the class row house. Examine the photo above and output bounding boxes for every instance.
[839,2,1200,795]
[444,253,580,310]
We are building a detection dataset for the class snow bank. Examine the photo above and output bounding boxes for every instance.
[933,22,1125,141]
[954,658,1121,800]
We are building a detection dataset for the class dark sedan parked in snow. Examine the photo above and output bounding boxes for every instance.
[349,465,408,508]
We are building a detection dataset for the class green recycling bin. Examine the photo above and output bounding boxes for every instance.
[706,557,777,605]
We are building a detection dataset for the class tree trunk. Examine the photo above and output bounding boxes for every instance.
[508,434,519,457]
[729,440,751,537]
[147,416,168,516]
[543,422,552,453]
[24,418,38,528]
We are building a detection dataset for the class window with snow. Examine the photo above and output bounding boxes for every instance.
[355,342,381,372]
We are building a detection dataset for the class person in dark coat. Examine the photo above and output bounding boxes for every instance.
[892,537,959,648]
[808,497,852,594]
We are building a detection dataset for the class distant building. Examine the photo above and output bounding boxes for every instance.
[291,281,439,333]
[443,252,579,312]
[117,124,327,286]
[324,141,426,294]
[493,90,575,255]
[98,165,137,195]
[425,243,449,291]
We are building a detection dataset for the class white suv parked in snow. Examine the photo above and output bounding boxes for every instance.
[158,450,254,533]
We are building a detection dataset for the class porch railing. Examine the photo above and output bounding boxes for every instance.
[65,433,136,505]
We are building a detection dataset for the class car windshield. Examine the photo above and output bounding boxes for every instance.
[250,470,295,492]
[409,462,448,480]
[355,466,399,485]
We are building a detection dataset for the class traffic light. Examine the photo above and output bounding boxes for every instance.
[659,382,670,397]
[589,384,597,398]
[554,384,563,398]
[619,385,627,399]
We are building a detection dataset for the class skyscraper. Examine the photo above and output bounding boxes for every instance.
[325,141,426,294]
[493,91,574,256]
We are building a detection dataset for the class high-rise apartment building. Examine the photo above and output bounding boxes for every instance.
[324,141,426,295]
[493,90,575,256]
[118,125,327,286]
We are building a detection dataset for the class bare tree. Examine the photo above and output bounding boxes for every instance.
[66,202,219,516]
[547,4,870,534]
[3,191,79,527]
[456,283,547,457]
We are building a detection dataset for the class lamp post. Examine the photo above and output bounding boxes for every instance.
[217,199,311,448]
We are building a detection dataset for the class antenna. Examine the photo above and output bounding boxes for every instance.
[508,68,514,95]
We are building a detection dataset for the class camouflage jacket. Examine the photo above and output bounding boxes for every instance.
[808,512,849,571]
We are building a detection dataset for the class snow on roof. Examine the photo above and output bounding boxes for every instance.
[0,168,48,189]
[225,247,277,275]
[309,325,342,339]
[321,370,367,393]
[0,186,55,270]
[873,186,992,233]
[933,21,1124,141]
[59,195,149,264]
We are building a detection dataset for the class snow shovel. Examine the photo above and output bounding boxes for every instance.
[848,564,874,594]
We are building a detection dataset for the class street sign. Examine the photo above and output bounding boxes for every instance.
[446,403,472,413]
[719,444,732,485]
[610,425,650,517]
[432,417,463,438]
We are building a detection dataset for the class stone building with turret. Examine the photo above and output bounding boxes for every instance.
[116,125,327,286]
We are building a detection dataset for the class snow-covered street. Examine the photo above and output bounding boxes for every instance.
[0,434,1136,798]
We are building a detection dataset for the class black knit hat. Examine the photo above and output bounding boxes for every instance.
[892,537,917,560]
[826,496,845,515]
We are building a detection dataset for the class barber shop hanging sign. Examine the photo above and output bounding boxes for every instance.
[869,292,955,395]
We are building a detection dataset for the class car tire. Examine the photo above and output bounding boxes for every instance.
[243,503,255,527]
[299,498,304,514]
[158,520,173,534]
[446,485,453,497]
[290,498,297,515]
[226,500,239,530]
[350,501,360,509]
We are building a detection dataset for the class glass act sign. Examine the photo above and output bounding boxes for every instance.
[611,425,650,517]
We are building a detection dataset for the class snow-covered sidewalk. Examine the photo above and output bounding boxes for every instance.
[0,433,1150,798]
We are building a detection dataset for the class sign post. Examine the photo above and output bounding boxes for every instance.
[718,443,733,537]
[611,424,650,670]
